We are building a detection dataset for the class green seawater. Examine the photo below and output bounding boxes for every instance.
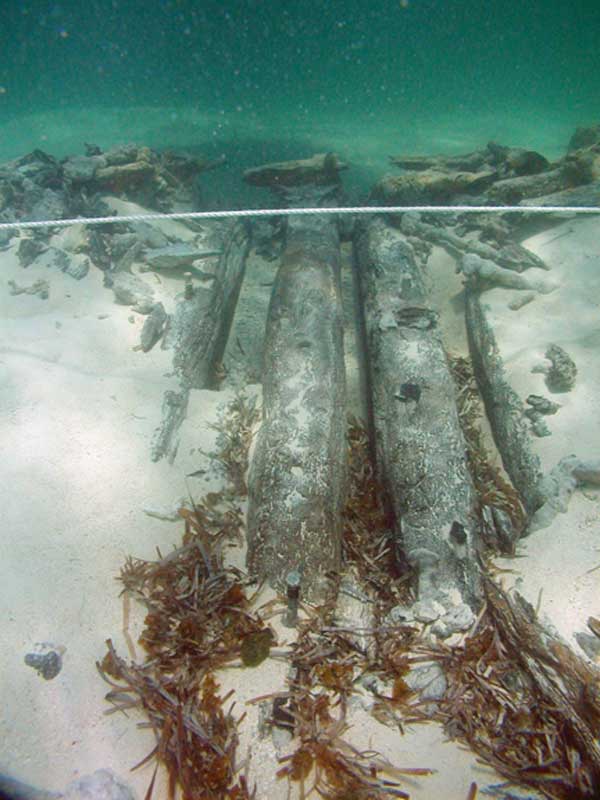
[1,0,599,201]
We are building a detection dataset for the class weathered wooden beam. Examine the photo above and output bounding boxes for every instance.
[151,220,250,461]
[354,216,481,612]
[243,153,347,188]
[464,288,545,514]
[246,208,347,602]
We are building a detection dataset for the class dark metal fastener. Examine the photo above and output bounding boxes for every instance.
[284,569,301,627]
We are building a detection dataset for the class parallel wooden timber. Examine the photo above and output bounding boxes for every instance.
[151,220,250,461]
[354,216,481,609]
[246,207,347,602]
[464,288,545,514]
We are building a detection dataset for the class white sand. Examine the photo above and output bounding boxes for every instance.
[475,216,600,647]
[2,211,598,799]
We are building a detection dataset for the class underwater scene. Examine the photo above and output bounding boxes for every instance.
[1,2,600,799]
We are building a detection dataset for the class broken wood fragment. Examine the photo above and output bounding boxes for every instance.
[243,152,348,188]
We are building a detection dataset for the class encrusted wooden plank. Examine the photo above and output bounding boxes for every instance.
[354,216,481,612]
[246,210,347,602]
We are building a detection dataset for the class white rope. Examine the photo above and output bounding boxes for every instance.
[0,203,598,232]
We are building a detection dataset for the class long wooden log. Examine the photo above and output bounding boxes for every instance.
[246,209,347,602]
[354,216,481,610]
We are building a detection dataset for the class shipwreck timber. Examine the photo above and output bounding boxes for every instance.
[354,216,481,611]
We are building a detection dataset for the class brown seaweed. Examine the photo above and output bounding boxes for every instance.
[98,486,270,798]
[276,697,431,800]
[205,392,261,496]
[97,640,253,800]
[409,575,600,799]
[100,408,600,800]
[342,416,413,614]
[262,553,432,798]
[98,394,271,799]
[318,418,600,798]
